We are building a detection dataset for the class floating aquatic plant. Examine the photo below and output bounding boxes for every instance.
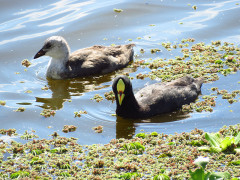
[0,128,16,136]
[104,91,115,102]
[122,142,145,155]
[0,100,6,106]
[21,59,31,67]
[14,107,25,112]
[20,130,38,140]
[62,125,77,133]
[30,157,45,165]
[40,109,56,117]
[92,125,103,133]
[135,133,146,139]
[1,125,240,179]
[189,156,230,180]
[199,132,240,153]
[74,110,87,117]
[91,94,103,102]
[10,171,30,179]
[113,8,123,13]
[119,172,142,179]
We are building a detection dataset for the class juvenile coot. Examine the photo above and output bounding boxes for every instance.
[34,36,134,79]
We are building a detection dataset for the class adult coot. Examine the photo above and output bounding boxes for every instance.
[112,75,204,118]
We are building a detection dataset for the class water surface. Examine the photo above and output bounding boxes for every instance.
[1,0,240,144]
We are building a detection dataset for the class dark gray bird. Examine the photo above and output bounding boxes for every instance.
[112,75,204,118]
[34,36,134,79]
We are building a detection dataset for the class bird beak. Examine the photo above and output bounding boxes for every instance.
[34,48,46,59]
[117,79,125,106]
[118,91,125,106]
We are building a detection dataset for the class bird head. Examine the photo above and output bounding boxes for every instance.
[34,36,70,59]
[112,75,133,106]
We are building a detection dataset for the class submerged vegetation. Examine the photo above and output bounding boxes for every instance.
[1,125,240,179]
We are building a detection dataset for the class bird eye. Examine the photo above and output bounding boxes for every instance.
[45,43,52,49]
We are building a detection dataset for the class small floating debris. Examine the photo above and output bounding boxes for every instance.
[74,110,87,117]
[41,85,49,91]
[40,109,56,117]
[21,59,31,67]
[91,94,103,102]
[51,131,59,138]
[104,91,115,102]
[62,125,77,133]
[192,5,197,10]
[140,48,145,53]
[0,100,6,106]
[14,107,26,112]
[0,128,16,136]
[114,8,123,13]
[20,130,38,140]
[24,90,32,93]
[92,125,103,133]
[150,48,161,54]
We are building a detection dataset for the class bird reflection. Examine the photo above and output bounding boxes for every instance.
[116,110,191,139]
[35,66,137,110]
[36,73,114,110]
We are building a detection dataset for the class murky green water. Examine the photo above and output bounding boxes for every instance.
[1,0,240,144]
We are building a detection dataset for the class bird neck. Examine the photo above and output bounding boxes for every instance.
[46,55,69,79]
[116,92,141,118]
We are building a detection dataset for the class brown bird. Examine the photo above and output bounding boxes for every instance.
[112,75,204,118]
[34,36,134,79]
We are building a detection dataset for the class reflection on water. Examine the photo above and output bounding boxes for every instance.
[116,111,190,139]
[36,73,113,110]
[35,66,137,110]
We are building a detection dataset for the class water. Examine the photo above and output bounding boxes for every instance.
[1,0,240,145]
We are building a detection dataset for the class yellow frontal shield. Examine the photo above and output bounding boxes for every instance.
[117,79,125,106]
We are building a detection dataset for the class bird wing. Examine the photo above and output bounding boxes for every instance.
[135,82,199,114]
[67,44,134,77]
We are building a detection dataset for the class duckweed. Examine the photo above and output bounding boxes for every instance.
[74,110,87,117]
[92,125,103,133]
[10,171,30,179]
[0,100,6,106]
[21,59,31,67]
[91,94,103,102]
[104,91,115,102]
[113,8,123,13]
[14,107,25,112]
[40,109,56,117]
[62,125,77,133]
[0,125,240,178]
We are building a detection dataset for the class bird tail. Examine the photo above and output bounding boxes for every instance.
[195,77,204,92]
[126,43,136,49]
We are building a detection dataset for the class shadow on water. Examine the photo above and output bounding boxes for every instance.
[116,110,191,139]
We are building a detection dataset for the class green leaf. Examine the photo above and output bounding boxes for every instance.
[204,172,211,180]
[209,172,231,180]
[189,168,205,180]
[234,132,240,145]
[234,148,240,153]
[205,133,221,148]
[228,160,240,166]
[220,137,234,151]
[209,147,222,153]
[198,146,210,152]
[153,174,170,180]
